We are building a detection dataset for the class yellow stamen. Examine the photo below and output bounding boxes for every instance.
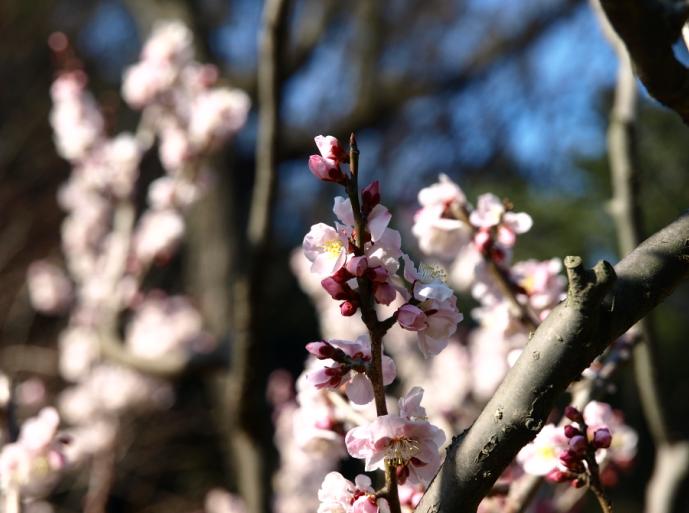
[418,263,447,283]
[385,438,420,466]
[321,239,344,257]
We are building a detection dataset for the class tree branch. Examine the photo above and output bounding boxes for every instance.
[415,213,689,513]
[227,2,292,513]
[597,0,689,123]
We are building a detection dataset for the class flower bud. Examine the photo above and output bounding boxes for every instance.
[559,449,582,468]
[592,427,612,449]
[340,300,358,317]
[361,181,380,215]
[564,425,580,438]
[366,266,389,283]
[564,406,583,423]
[373,283,396,305]
[321,277,352,300]
[546,469,570,483]
[397,304,427,331]
[308,155,346,184]
[346,256,368,277]
[305,341,334,359]
[568,435,588,455]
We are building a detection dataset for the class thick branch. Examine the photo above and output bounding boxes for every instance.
[597,0,689,123]
[228,2,291,513]
[415,213,689,513]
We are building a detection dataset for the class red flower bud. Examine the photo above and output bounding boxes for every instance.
[340,300,358,316]
[592,427,612,449]
[568,435,588,455]
[564,406,583,423]
[361,181,380,215]
[564,425,581,438]
[305,341,334,359]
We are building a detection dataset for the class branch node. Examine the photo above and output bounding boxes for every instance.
[564,257,616,308]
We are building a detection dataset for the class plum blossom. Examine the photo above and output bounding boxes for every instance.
[397,256,463,357]
[26,261,73,315]
[188,88,251,148]
[0,408,68,497]
[132,209,185,264]
[412,174,471,259]
[469,193,532,249]
[345,389,445,485]
[49,72,104,162]
[303,223,350,276]
[516,423,569,476]
[511,258,566,318]
[317,472,387,513]
[306,336,396,405]
[309,135,347,184]
[126,294,214,359]
[582,401,638,466]
[333,197,392,243]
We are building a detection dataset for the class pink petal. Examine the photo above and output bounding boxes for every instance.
[347,373,374,405]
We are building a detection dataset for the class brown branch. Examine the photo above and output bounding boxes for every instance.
[597,0,689,123]
[227,2,292,513]
[594,5,689,510]
[414,213,689,513]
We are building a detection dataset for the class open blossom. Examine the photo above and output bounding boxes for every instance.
[317,472,388,513]
[412,174,471,259]
[26,261,73,315]
[333,197,391,244]
[511,258,566,317]
[306,336,396,405]
[188,88,251,148]
[516,423,569,476]
[303,223,350,276]
[132,209,185,264]
[397,256,463,357]
[345,389,445,485]
[126,294,214,359]
[469,193,532,249]
[0,408,68,496]
[49,72,104,161]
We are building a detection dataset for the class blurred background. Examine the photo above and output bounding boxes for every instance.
[1,0,689,512]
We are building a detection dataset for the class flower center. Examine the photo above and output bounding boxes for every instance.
[418,263,447,283]
[536,445,557,461]
[385,437,420,466]
[321,239,344,257]
[519,275,535,295]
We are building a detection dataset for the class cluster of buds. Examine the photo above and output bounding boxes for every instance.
[306,336,396,405]
[546,406,612,487]
[303,135,461,360]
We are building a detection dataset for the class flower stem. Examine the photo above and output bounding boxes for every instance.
[344,133,401,513]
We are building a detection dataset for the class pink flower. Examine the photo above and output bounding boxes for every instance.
[511,258,566,315]
[26,261,73,315]
[303,223,349,276]
[345,389,445,485]
[402,255,454,303]
[469,193,532,248]
[412,175,470,259]
[516,424,569,476]
[315,136,347,162]
[133,209,185,264]
[583,401,638,465]
[309,135,347,184]
[188,88,251,148]
[126,294,214,359]
[415,296,462,358]
[317,472,387,513]
[306,336,396,405]
[333,197,392,244]
[397,305,427,331]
